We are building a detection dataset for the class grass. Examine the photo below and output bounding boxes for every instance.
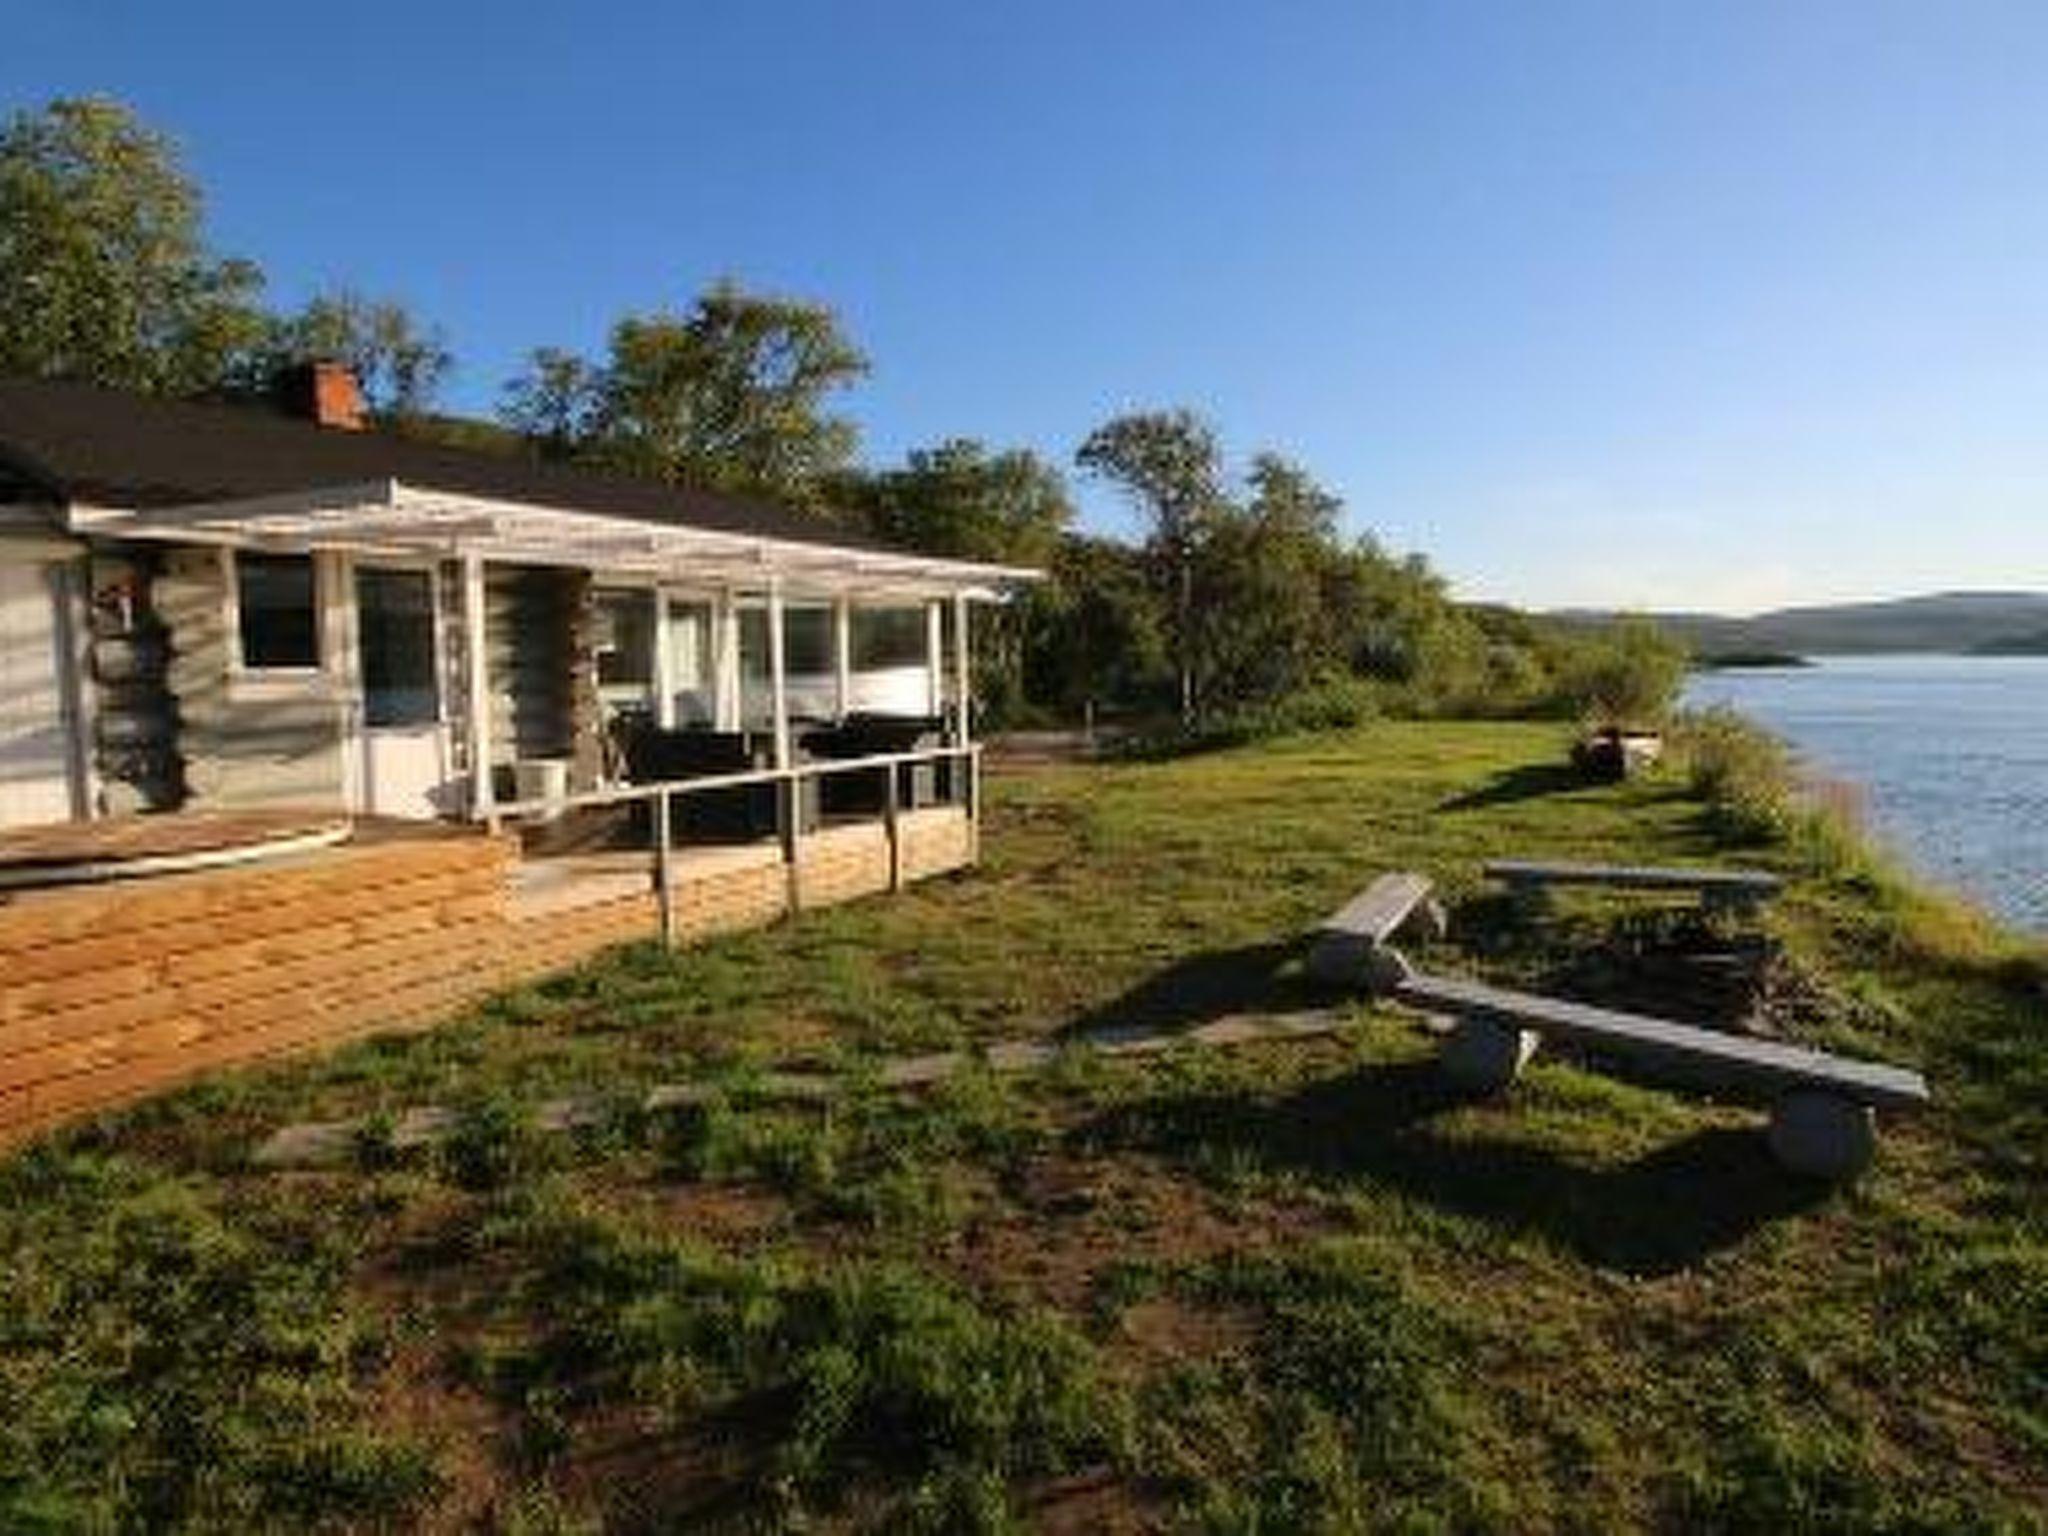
[3,720,2044,1531]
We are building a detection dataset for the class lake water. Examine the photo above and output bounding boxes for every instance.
[1684,655,2048,932]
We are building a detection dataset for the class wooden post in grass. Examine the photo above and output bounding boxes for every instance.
[653,787,676,949]
[885,760,904,892]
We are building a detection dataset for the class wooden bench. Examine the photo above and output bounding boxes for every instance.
[1396,970,1929,1180]
[1307,872,1445,988]
[1485,859,1782,915]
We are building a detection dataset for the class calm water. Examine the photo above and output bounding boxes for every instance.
[1684,655,2048,932]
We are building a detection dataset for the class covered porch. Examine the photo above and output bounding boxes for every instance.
[72,480,1032,939]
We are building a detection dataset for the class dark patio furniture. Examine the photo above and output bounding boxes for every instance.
[801,713,948,816]
[618,724,778,840]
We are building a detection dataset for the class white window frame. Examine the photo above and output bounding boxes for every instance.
[222,546,342,698]
[351,556,450,729]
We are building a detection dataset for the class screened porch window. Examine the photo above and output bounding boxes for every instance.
[665,599,715,725]
[592,589,656,690]
[852,607,927,669]
[236,553,319,670]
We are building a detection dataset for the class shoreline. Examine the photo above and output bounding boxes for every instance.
[1682,657,2046,936]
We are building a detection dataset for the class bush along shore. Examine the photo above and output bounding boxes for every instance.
[2,716,2043,1531]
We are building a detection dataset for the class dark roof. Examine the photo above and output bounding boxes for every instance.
[0,377,892,555]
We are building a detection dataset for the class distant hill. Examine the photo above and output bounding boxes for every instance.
[1969,628,2048,656]
[1556,591,2048,655]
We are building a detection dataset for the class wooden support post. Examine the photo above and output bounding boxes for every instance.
[653,788,677,949]
[926,598,945,719]
[767,579,790,771]
[966,747,981,865]
[885,761,903,892]
[653,587,676,729]
[952,591,971,748]
[461,551,495,826]
[781,774,803,916]
[833,595,853,722]
[714,586,740,731]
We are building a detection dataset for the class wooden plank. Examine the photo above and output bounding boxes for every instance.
[1397,971,1928,1110]
[1,911,510,1065]
[1319,872,1434,944]
[1483,860,1781,896]
[0,835,510,954]
[160,889,504,986]
[13,967,487,1128]
[1,918,510,1091]
[0,860,507,986]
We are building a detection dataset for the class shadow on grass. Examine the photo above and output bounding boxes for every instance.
[1071,1059,1827,1277]
[1056,940,1328,1044]
[1435,760,1586,812]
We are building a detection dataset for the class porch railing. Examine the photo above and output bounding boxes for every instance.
[476,743,982,948]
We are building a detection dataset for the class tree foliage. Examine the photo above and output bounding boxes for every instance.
[253,289,453,416]
[1024,536,1171,717]
[0,97,268,394]
[1554,616,1689,727]
[836,440,1073,719]
[502,278,868,505]
[841,439,1070,568]
[1076,410,1227,722]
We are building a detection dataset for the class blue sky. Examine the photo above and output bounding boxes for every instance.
[7,1,2046,611]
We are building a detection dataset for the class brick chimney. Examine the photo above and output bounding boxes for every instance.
[288,361,367,430]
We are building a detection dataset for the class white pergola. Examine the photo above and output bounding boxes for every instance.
[72,479,1038,816]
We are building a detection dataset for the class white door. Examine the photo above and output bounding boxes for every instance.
[354,565,450,818]
[0,560,77,829]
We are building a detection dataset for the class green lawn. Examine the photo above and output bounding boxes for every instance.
[4,721,2043,1532]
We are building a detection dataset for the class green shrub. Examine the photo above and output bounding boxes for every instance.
[1554,617,1688,728]
[1671,706,1800,843]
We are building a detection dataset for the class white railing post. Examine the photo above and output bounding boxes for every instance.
[781,773,803,915]
[926,598,944,720]
[885,759,903,892]
[967,745,982,864]
[653,786,676,948]
[833,594,853,722]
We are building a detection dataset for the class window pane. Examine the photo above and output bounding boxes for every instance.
[238,553,318,669]
[738,607,771,728]
[784,606,831,675]
[666,600,714,724]
[852,607,927,669]
[593,590,655,689]
[358,568,437,727]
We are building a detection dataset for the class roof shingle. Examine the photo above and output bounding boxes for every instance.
[0,377,891,555]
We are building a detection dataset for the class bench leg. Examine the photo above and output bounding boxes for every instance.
[1402,898,1449,944]
[1307,934,1413,996]
[1439,1016,1539,1094]
[1767,1091,1876,1181]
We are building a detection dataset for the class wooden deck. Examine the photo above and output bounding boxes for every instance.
[0,804,977,1147]
[0,809,353,890]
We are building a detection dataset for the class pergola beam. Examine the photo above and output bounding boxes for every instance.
[74,481,1041,595]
